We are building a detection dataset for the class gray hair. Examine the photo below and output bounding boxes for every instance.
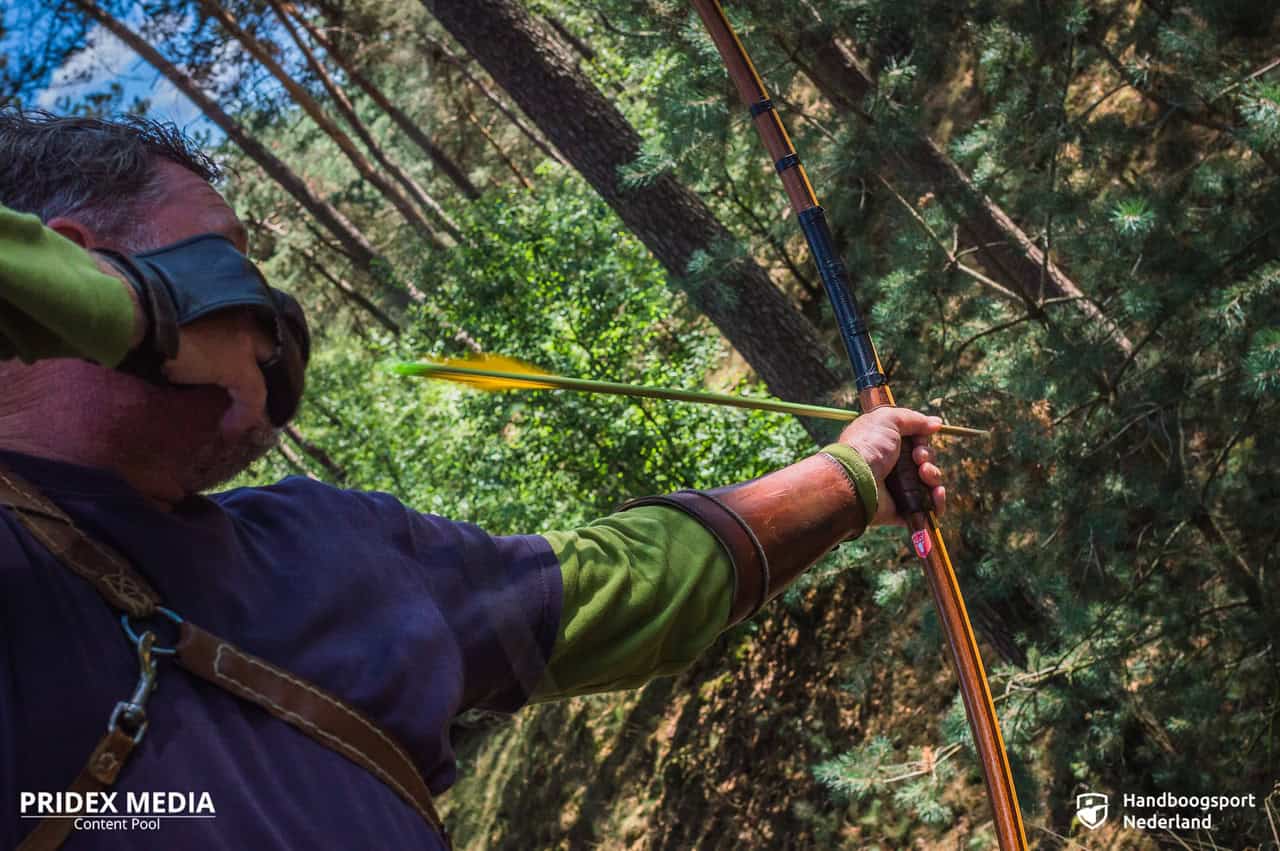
[0,109,220,244]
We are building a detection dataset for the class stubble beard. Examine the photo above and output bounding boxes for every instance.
[180,422,280,494]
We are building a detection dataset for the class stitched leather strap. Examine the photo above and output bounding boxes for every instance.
[15,729,138,851]
[0,462,449,848]
[176,622,446,835]
[620,490,770,626]
[0,465,161,617]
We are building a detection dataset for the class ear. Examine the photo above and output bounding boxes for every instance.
[45,216,96,248]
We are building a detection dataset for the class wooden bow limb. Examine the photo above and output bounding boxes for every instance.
[690,3,1028,848]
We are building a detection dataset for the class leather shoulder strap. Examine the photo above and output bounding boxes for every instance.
[175,622,446,835]
[0,461,448,847]
[0,464,161,617]
[17,729,138,851]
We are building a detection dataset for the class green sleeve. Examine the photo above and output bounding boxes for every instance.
[533,506,734,700]
[0,205,136,366]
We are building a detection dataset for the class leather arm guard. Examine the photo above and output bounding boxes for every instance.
[97,234,311,427]
[621,449,873,626]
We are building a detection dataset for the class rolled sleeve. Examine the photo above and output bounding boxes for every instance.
[534,505,734,700]
[0,205,135,366]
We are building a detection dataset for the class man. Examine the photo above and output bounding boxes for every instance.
[0,112,946,849]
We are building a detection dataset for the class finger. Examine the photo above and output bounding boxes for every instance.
[933,485,947,516]
[220,380,267,436]
[251,324,277,363]
[888,407,944,437]
[912,444,932,465]
[221,386,267,435]
[219,353,268,437]
[919,462,943,487]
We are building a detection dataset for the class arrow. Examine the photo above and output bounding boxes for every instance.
[391,356,987,438]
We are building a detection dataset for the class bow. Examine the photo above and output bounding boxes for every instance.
[690,3,1028,847]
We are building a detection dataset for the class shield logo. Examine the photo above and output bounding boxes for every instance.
[1076,792,1109,830]
[911,530,932,558]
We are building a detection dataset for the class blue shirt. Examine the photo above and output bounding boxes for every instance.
[0,449,562,849]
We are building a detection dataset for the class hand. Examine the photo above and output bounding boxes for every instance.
[90,246,280,436]
[161,311,277,439]
[837,406,946,527]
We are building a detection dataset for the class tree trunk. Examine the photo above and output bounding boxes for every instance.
[540,13,597,63]
[72,0,397,299]
[254,217,479,350]
[419,32,569,168]
[788,30,1136,358]
[451,84,532,188]
[276,441,320,479]
[254,218,403,334]
[423,0,847,417]
[278,2,482,200]
[195,0,451,248]
[267,0,463,242]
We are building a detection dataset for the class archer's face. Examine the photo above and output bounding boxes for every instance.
[105,160,280,494]
[0,161,280,501]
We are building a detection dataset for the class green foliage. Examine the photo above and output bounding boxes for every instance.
[813,735,898,801]
[584,0,1280,843]
[1245,327,1280,397]
[1108,198,1155,236]
[233,174,809,533]
[814,736,957,830]
[1241,82,1280,150]
[46,0,1275,844]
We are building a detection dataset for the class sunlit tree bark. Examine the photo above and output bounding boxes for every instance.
[277,2,483,200]
[195,0,455,246]
[69,0,414,308]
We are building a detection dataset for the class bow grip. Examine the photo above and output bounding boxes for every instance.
[886,434,932,517]
[858,388,933,518]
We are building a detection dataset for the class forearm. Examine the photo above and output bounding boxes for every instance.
[0,205,138,365]
[628,443,876,625]
[533,445,876,701]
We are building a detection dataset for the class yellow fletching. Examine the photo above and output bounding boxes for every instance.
[429,355,558,391]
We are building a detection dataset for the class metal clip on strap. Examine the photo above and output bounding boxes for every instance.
[108,629,160,744]
[0,462,450,850]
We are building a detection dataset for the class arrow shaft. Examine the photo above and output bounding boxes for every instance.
[393,361,986,437]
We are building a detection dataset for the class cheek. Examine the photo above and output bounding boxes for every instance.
[101,378,229,438]
[163,385,232,429]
